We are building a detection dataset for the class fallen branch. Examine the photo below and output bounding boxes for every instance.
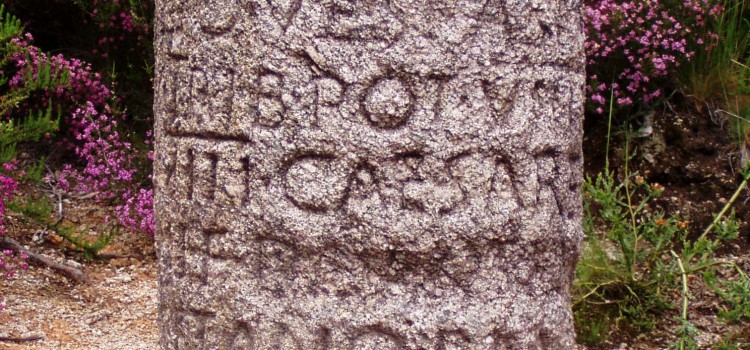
[0,335,44,343]
[0,236,87,283]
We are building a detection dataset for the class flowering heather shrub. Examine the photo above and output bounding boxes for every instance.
[85,0,152,59]
[585,0,722,114]
[54,102,136,197]
[4,32,154,235]
[79,0,154,128]
[0,163,27,312]
[75,0,155,235]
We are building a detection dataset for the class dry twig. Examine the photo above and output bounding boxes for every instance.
[0,236,87,283]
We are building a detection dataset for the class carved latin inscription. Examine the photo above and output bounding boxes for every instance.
[155,0,584,348]
[363,78,413,128]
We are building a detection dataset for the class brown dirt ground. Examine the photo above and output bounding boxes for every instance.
[0,105,749,349]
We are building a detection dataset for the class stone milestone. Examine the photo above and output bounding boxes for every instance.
[153,0,585,348]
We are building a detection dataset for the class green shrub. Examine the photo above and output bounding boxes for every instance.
[574,125,750,348]
[0,5,68,163]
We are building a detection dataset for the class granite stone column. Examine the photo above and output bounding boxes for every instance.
[154,1,585,348]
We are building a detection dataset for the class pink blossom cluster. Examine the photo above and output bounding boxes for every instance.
[54,102,136,198]
[117,188,154,236]
[0,163,19,237]
[585,0,722,113]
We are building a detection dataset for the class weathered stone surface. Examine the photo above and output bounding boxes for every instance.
[154,1,585,348]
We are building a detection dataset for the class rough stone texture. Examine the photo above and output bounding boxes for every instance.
[153,1,585,348]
